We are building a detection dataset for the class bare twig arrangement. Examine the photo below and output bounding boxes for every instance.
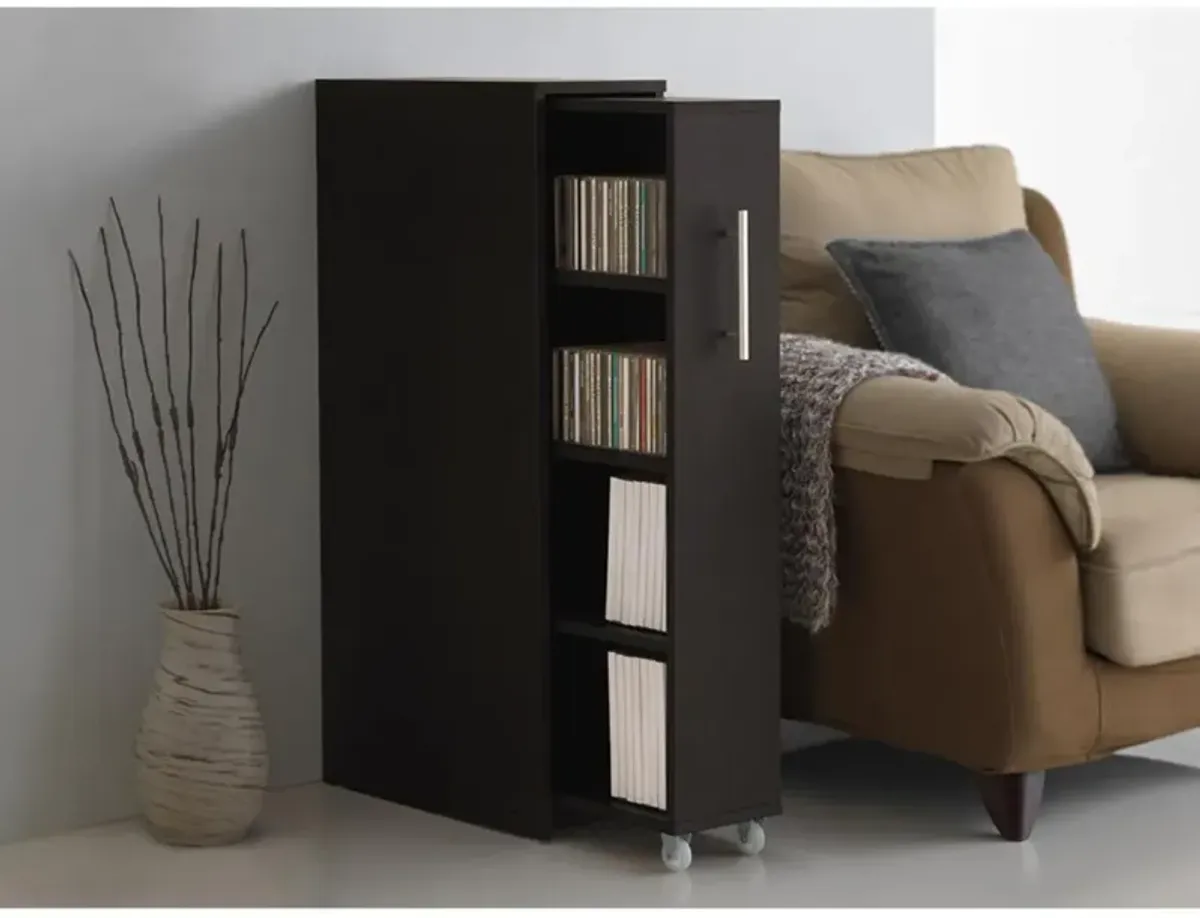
[68,199,280,610]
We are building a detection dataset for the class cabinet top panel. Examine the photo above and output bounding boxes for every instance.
[314,78,666,98]
[550,95,780,116]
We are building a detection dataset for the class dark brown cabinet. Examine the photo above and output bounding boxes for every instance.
[316,79,781,863]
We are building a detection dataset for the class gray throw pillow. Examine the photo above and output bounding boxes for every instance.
[826,229,1130,472]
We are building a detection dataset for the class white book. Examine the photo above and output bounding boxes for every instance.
[604,480,614,624]
[607,652,620,799]
[638,480,648,628]
[655,484,667,632]
[644,483,656,632]
[607,479,619,623]
[645,659,656,808]
[657,482,667,633]
[623,480,639,629]
[645,481,656,630]
[619,652,628,801]
[612,653,623,800]
[632,656,646,808]
[644,658,658,809]
[604,478,620,623]
[632,655,644,806]
[653,660,666,809]
[631,482,643,630]
[624,475,633,628]
[648,658,660,808]
[622,654,635,803]
[645,482,656,630]
[624,481,636,629]
[640,482,653,630]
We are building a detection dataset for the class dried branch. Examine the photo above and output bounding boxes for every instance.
[212,294,279,605]
[112,198,191,604]
[185,219,202,598]
[211,231,251,606]
[200,243,225,607]
[162,210,196,609]
[69,250,184,609]
[99,224,180,598]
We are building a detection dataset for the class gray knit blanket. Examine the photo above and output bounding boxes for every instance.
[780,333,947,632]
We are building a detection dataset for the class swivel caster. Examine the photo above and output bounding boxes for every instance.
[735,819,766,856]
[660,833,693,872]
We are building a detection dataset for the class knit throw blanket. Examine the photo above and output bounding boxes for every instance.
[780,333,947,632]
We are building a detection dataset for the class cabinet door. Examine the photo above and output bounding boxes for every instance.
[666,102,782,831]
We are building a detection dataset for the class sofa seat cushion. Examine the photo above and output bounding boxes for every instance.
[1084,474,1200,667]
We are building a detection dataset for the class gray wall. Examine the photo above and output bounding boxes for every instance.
[0,8,933,842]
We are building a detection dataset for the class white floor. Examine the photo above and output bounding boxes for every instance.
[3,738,1200,907]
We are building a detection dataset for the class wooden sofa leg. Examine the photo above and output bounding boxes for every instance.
[976,771,1045,841]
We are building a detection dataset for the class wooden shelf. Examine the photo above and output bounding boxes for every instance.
[555,270,666,294]
[554,618,668,657]
[553,441,667,476]
[555,792,672,831]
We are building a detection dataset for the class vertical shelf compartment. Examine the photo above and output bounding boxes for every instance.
[545,94,783,845]
[548,459,667,641]
[546,97,675,824]
[547,102,668,284]
[552,636,671,830]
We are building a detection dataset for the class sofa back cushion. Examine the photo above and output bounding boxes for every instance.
[779,145,1028,346]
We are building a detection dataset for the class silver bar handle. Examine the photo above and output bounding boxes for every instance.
[737,209,750,362]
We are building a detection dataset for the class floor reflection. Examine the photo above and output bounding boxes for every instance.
[2,739,1200,906]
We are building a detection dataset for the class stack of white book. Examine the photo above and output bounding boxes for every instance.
[607,652,667,810]
[604,477,667,632]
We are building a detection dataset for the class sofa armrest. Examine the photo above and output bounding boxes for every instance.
[1087,318,1200,477]
[782,460,1102,774]
[832,376,1101,551]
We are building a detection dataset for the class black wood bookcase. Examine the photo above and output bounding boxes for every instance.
[316,78,781,872]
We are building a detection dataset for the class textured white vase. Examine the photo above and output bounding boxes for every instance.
[136,604,269,846]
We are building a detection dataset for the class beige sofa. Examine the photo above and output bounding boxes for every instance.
[778,145,1200,840]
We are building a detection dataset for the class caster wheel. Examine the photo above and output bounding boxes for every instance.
[661,833,693,872]
[735,819,766,856]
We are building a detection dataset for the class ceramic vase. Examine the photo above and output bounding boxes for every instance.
[135,604,268,846]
